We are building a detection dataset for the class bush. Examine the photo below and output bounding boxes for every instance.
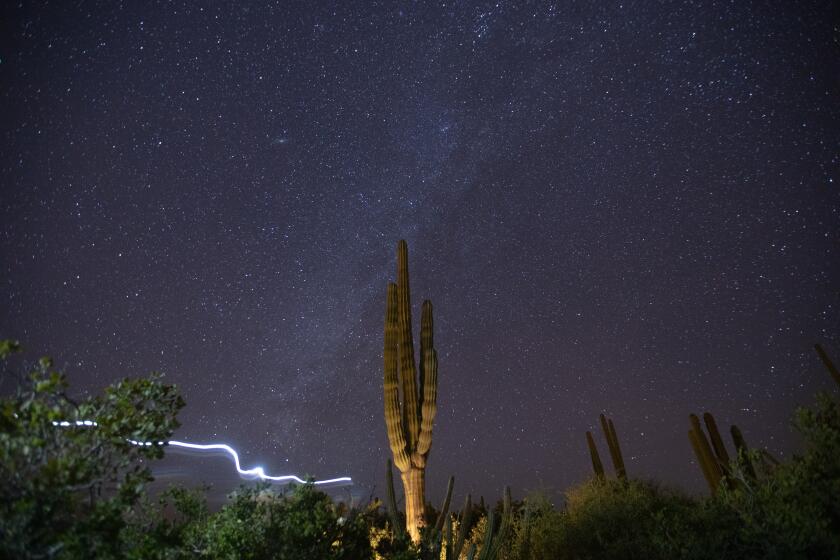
[0,341,185,559]
[713,392,840,559]
[553,478,708,560]
[504,492,563,560]
[196,483,374,560]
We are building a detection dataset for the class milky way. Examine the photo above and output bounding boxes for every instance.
[1,1,838,504]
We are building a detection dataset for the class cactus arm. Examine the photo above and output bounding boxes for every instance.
[599,414,626,479]
[703,412,731,465]
[689,429,718,492]
[476,509,496,560]
[585,431,605,478]
[385,459,405,538]
[396,240,422,451]
[444,519,453,559]
[451,494,472,559]
[384,283,410,471]
[607,419,627,479]
[434,475,455,535]
[815,343,840,387]
[690,414,722,491]
[730,424,749,454]
[598,414,617,474]
[418,299,433,410]
[415,334,438,460]
[730,425,756,479]
[486,487,513,560]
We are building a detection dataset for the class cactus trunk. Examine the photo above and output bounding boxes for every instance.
[401,468,426,543]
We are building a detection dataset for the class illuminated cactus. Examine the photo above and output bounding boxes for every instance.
[483,487,513,560]
[444,494,474,560]
[383,240,439,543]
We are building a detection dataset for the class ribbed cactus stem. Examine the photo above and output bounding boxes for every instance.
[401,468,425,543]
[384,284,410,472]
[585,431,605,479]
[689,414,722,493]
[433,475,455,535]
[479,487,512,560]
[449,494,472,560]
[599,414,627,479]
[703,412,731,469]
[385,460,405,538]
[382,240,439,543]
[815,343,840,387]
[689,429,717,493]
[396,240,421,451]
[730,424,756,480]
[415,301,437,462]
[607,419,626,479]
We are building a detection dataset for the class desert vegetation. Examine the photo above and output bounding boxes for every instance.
[2,245,839,559]
[2,336,839,558]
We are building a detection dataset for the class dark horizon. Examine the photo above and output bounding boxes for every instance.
[1,1,838,506]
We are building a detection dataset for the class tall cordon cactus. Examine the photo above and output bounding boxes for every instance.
[688,411,760,493]
[383,240,438,543]
[585,414,626,480]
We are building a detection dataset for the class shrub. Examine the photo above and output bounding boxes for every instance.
[0,341,184,559]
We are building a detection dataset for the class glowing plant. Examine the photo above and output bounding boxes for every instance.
[382,240,439,543]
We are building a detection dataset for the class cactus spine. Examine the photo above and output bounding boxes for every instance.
[383,240,439,543]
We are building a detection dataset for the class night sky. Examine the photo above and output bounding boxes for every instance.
[1,1,838,506]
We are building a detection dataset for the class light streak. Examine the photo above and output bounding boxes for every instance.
[52,420,352,486]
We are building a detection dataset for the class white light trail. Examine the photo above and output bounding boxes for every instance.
[52,420,352,486]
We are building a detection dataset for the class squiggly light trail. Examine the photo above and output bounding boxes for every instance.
[53,420,352,486]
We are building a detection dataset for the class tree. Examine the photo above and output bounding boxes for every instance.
[0,340,185,559]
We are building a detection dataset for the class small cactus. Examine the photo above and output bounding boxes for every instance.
[476,487,512,560]
[384,462,510,560]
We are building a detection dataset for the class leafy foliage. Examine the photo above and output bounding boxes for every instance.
[0,340,185,558]
[197,483,373,560]
[711,392,840,558]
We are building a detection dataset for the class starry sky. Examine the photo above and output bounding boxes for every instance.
[1,1,838,506]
